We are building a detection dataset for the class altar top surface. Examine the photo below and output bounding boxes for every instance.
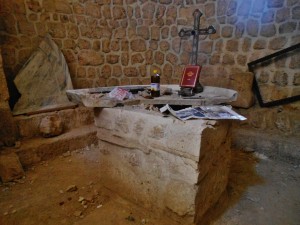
[66,85,237,108]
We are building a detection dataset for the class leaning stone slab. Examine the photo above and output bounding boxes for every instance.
[94,107,232,224]
[0,152,24,182]
[13,34,76,115]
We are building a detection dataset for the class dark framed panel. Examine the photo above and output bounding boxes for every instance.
[248,43,300,107]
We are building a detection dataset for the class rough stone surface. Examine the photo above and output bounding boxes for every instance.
[16,125,97,168]
[232,128,300,164]
[15,106,94,139]
[229,72,255,108]
[0,0,299,170]
[39,114,63,138]
[0,49,17,147]
[0,152,24,182]
[201,72,255,108]
[94,107,231,223]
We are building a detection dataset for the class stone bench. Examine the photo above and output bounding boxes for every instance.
[93,106,232,224]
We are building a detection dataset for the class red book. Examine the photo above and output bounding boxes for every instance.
[180,65,202,88]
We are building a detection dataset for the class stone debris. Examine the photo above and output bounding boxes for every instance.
[125,214,135,222]
[66,185,78,192]
[246,196,261,202]
[78,196,85,202]
[14,141,21,148]
[62,151,71,157]
[59,201,64,206]
[73,210,82,217]
[15,179,25,184]
[85,195,93,203]
[141,218,148,224]
[96,204,103,209]
[254,152,269,160]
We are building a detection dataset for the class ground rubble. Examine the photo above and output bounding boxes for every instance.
[0,145,299,225]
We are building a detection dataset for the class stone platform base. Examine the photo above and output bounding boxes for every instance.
[94,107,232,224]
[232,128,300,164]
[0,125,97,169]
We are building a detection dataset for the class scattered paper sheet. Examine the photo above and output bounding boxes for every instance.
[107,87,131,101]
[160,104,247,121]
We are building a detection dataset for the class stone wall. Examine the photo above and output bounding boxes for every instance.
[0,0,299,155]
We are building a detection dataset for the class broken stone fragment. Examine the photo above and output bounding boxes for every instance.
[66,185,78,192]
[0,152,25,183]
[73,210,82,217]
[125,215,135,221]
[62,151,71,157]
[39,114,63,137]
[78,196,85,202]
[14,141,21,148]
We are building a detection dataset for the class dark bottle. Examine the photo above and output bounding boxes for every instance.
[151,69,160,97]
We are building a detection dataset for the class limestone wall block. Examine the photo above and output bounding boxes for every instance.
[113,6,126,19]
[48,22,66,38]
[39,114,63,138]
[106,54,120,64]
[261,24,276,37]
[292,6,300,19]
[0,108,17,147]
[246,19,259,37]
[131,53,144,64]
[123,67,138,77]
[86,2,101,18]
[54,0,72,14]
[268,0,284,8]
[131,39,146,52]
[0,153,24,182]
[14,107,94,139]
[155,51,165,65]
[78,50,104,66]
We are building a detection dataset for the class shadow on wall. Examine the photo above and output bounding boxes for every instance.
[0,49,21,110]
[198,149,264,225]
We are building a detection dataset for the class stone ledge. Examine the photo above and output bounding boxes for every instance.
[232,128,300,164]
[1,125,97,169]
[14,106,94,139]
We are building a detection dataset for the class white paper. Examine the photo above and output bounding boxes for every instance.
[160,104,246,121]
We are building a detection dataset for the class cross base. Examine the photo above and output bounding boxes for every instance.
[179,81,203,97]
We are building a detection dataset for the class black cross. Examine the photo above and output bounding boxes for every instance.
[178,9,216,65]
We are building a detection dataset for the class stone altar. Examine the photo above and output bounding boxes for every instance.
[68,86,234,224]
[95,107,231,224]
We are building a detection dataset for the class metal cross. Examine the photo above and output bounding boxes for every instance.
[178,9,216,65]
[177,9,216,95]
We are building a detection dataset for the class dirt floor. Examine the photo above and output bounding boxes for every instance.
[0,145,299,225]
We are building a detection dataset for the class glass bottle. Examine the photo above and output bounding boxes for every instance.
[151,69,160,97]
